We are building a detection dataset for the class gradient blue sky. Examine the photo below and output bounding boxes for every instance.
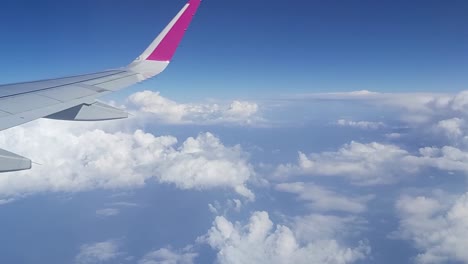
[1,0,468,100]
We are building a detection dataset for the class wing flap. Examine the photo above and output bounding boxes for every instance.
[45,101,128,121]
[0,149,31,173]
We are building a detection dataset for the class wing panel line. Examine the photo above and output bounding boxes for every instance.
[0,70,129,100]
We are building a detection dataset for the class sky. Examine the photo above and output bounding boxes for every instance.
[1,0,468,264]
[1,0,468,98]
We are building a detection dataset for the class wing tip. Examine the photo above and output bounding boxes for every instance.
[145,0,201,62]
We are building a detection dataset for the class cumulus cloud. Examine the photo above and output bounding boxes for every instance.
[434,117,465,141]
[138,247,197,264]
[336,119,385,130]
[395,192,468,263]
[199,211,370,264]
[0,119,255,200]
[75,240,121,264]
[276,182,373,213]
[128,91,260,125]
[415,145,468,174]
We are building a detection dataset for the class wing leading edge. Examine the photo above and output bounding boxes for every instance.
[0,0,202,172]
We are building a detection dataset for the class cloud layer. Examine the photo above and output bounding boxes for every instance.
[395,192,468,263]
[0,119,255,199]
[275,141,417,185]
[128,91,260,125]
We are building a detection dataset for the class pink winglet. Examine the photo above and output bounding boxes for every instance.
[147,0,201,61]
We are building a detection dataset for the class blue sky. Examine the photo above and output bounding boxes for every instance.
[1,0,468,99]
[1,1,468,264]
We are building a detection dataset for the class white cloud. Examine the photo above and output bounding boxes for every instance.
[434,118,464,140]
[75,240,121,264]
[0,119,255,200]
[293,90,456,124]
[395,192,468,263]
[275,141,418,185]
[199,211,370,264]
[138,247,197,264]
[291,214,366,244]
[275,139,468,185]
[276,182,373,213]
[293,91,468,152]
[208,199,243,215]
[336,119,385,130]
[416,146,468,174]
[154,132,255,199]
[225,101,259,120]
[96,208,120,217]
[231,199,242,212]
[128,91,260,125]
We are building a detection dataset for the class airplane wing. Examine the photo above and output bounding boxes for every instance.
[0,0,202,172]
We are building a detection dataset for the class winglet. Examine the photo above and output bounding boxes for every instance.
[136,0,201,62]
[128,0,201,80]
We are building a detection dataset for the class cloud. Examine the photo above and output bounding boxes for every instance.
[128,91,260,125]
[96,208,120,217]
[275,182,373,214]
[336,119,385,130]
[154,132,255,199]
[108,202,140,207]
[0,119,255,200]
[275,141,418,185]
[138,247,197,264]
[299,91,468,151]
[199,211,370,264]
[290,214,367,244]
[385,133,402,139]
[208,199,243,215]
[394,192,468,263]
[0,198,15,205]
[275,138,468,185]
[415,146,468,174]
[434,117,465,141]
[292,90,456,124]
[75,240,121,264]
